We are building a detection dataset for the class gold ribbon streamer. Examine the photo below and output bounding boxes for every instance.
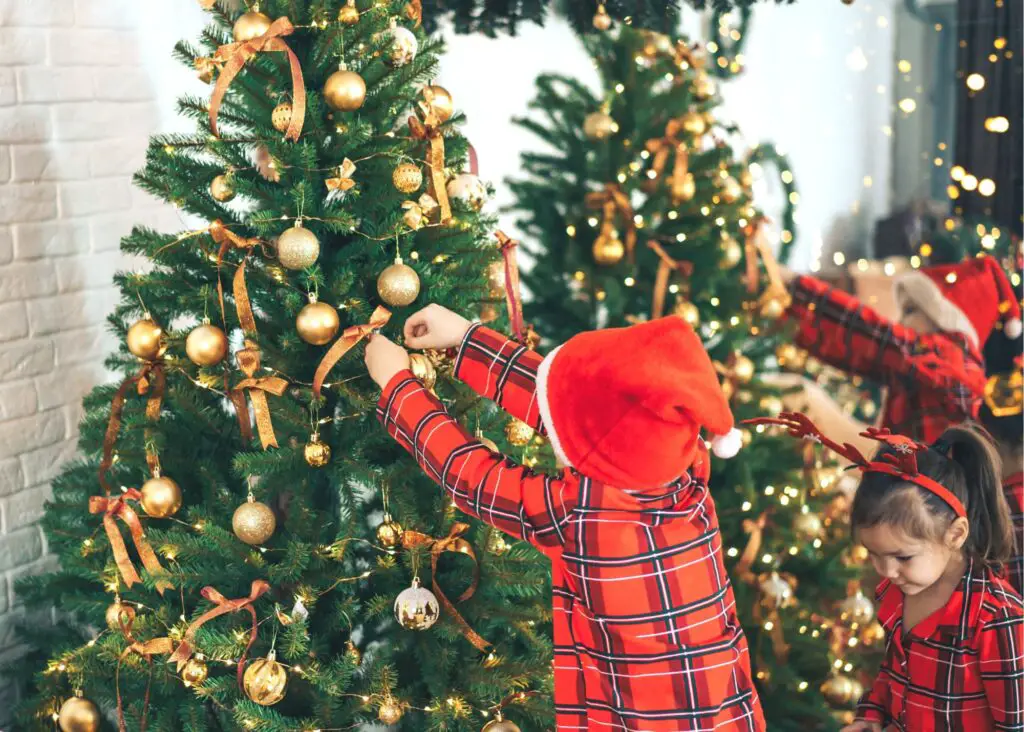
[99,361,164,497]
[645,119,690,204]
[735,511,768,583]
[89,489,173,595]
[169,580,270,689]
[745,217,792,308]
[494,231,525,343]
[114,605,173,732]
[402,522,490,651]
[210,16,305,142]
[409,97,451,223]
[312,306,391,400]
[234,341,288,449]
[647,241,694,319]
[585,184,637,263]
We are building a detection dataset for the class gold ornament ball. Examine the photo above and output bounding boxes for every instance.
[759,395,784,416]
[483,716,522,732]
[105,600,129,630]
[376,515,404,548]
[592,7,612,30]
[446,173,487,211]
[271,102,293,133]
[486,259,506,295]
[583,111,618,140]
[323,69,366,111]
[378,699,404,725]
[233,500,277,545]
[277,224,320,270]
[296,301,340,345]
[394,578,440,630]
[840,590,875,624]
[337,3,360,24]
[210,174,235,203]
[409,353,437,389]
[243,655,288,705]
[345,639,362,666]
[592,229,625,266]
[673,299,701,327]
[720,177,742,204]
[392,162,423,194]
[181,657,209,687]
[387,26,418,67]
[487,531,509,556]
[860,619,886,646]
[141,475,182,519]
[793,511,823,540]
[233,11,272,42]
[681,111,707,136]
[186,323,228,366]
[821,674,858,706]
[425,85,454,123]
[775,343,805,371]
[719,236,743,269]
[304,435,332,468]
[732,355,755,383]
[58,697,100,732]
[505,418,535,446]
[127,318,163,360]
[377,259,421,307]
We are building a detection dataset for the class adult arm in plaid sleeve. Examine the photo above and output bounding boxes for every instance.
[977,607,1024,731]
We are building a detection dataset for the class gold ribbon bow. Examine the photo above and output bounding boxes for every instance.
[210,16,305,142]
[585,183,637,263]
[408,97,451,223]
[645,119,691,204]
[325,158,357,193]
[234,341,288,449]
[89,490,173,595]
[113,604,173,732]
[402,193,438,230]
[169,580,270,689]
[734,511,768,583]
[494,231,525,343]
[648,241,694,319]
[402,522,489,651]
[312,306,392,400]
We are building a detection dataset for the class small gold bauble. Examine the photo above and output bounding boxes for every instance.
[719,235,743,269]
[345,639,362,665]
[105,600,129,630]
[409,353,436,389]
[759,395,784,416]
[775,343,807,371]
[337,2,360,25]
[860,619,886,646]
[673,299,700,327]
[592,5,612,30]
[487,531,509,556]
[378,699,404,725]
[694,72,717,100]
[840,589,875,624]
[210,174,235,202]
[821,674,858,707]
[376,514,404,548]
[446,173,487,211]
[845,544,870,566]
[181,657,209,687]
[592,229,625,266]
[304,434,331,467]
[243,654,288,705]
[486,260,505,296]
[232,499,276,545]
[583,111,618,140]
[732,355,755,383]
[387,26,418,67]
[392,162,423,194]
[793,511,824,540]
[377,258,420,307]
[232,11,273,42]
[127,318,163,360]
[296,300,340,345]
[141,475,182,519]
[758,571,795,609]
[277,223,320,270]
[323,69,366,111]
[58,696,100,732]
[720,176,742,204]
[424,85,454,122]
[483,715,522,732]
[393,577,440,630]
[271,102,293,133]
[185,323,228,366]
[681,111,707,136]
[505,418,535,446]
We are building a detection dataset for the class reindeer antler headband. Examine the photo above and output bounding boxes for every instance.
[744,412,966,519]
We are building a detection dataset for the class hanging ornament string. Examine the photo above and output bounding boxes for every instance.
[493,231,525,343]
[89,489,173,595]
[734,511,768,583]
[113,605,173,732]
[408,92,451,223]
[169,580,270,689]
[585,184,637,263]
[98,360,165,497]
[647,241,694,319]
[312,306,392,400]
[644,119,690,204]
[209,16,306,142]
[400,522,490,651]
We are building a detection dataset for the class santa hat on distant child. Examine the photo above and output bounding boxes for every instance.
[893,254,1022,348]
[535,316,741,489]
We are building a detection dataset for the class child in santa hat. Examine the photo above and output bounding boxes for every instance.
[364,305,764,731]
[778,254,1020,445]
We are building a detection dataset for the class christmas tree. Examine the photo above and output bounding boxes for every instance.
[507,25,876,729]
[13,2,553,730]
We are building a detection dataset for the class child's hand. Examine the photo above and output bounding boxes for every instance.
[404,304,472,350]
[840,722,881,732]
[364,334,410,389]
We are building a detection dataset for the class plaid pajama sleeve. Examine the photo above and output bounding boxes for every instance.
[856,669,892,726]
[978,606,1024,731]
[377,371,573,557]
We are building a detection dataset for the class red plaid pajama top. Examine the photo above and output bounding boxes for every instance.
[1005,473,1024,596]
[787,275,986,444]
[377,325,765,731]
[856,561,1024,731]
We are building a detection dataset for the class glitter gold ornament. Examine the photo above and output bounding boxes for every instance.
[592,3,612,30]
[505,418,535,446]
[296,299,340,345]
[181,657,208,687]
[487,531,509,556]
[673,299,700,327]
[387,25,418,67]
[304,433,331,467]
[719,235,743,269]
[394,577,440,630]
[392,162,423,194]
[210,174,235,202]
[409,353,436,389]
[681,111,707,136]
[821,674,859,706]
[483,714,522,732]
[58,696,100,732]
[271,102,293,133]
[337,0,359,25]
[583,111,618,140]
[592,228,625,266]
[243,651,287,705]
[775,343,806,371]
[793,511,823,540]
[376,513,404,548]
[732,355,755,383]
[277,222,320,270]
[232,497,276,545]
[377,257,420,307]
[840,589,874,624]
[323,68,366,111]
[446,173,487,211]
[185,322,228,366]
[140,474,182,518]
[345,639,362,665]
[105,600,129,630]
[127,318,163,360]
[424,84,454,123]
[378,698,404,725]
[232,10,272,42]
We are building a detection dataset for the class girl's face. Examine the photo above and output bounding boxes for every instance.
[858,523,961,595]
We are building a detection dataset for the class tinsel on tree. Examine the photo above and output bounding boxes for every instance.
[12,2,554,730]
[506,25,877,730]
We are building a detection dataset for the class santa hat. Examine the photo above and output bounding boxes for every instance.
[893,255,1022,348]
[535,316,740,489]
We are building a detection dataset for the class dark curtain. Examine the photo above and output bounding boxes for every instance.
[954,0,1022,236]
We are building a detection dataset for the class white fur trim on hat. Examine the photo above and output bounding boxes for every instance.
[711,428,743,459]
[893,270,979,347]
[535,345,573,470]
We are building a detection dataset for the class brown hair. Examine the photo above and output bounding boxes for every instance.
[850,423,1015,565]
